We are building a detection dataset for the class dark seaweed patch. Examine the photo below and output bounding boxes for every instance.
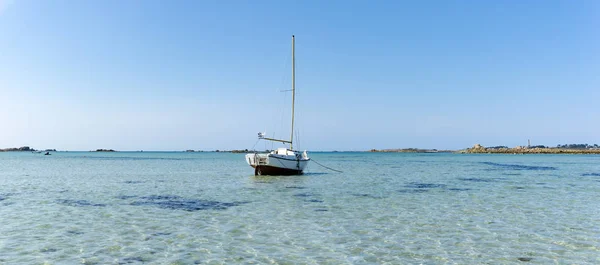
[293,193,313,198]
[151,232,171,237]
[398,189,429,194]
[458,178,495,183]
[582,173,600,177]
[116,195,138,200]
[315,209,328,212]
[40,248,58,253]
[481,162,556,171]
[351,193,384,199]
[141,195,182,200]
[405,182,447,189]
[123,180,145,184]
[66,230,84,235]
[119,257,146,264]
[285,186,306,189]
[0,192,18,200]
[130,195,246,211]
[306,199,323,203]
[447,188,471,191]
[517,257,533,262]
[399,182,447,194]
[57,199,106,207]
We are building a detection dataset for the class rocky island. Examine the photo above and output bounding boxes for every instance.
[459,144,600,154]
[94,149,116,152]
[0,146,36,152]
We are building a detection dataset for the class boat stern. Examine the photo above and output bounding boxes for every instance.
[246,153,270,168]
[245,153,255,167]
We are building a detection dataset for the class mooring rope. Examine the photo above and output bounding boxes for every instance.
[310,159,343,173]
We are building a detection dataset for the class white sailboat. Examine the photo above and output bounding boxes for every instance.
[245,35,310,175]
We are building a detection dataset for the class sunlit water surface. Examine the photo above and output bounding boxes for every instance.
[1,152,599,264]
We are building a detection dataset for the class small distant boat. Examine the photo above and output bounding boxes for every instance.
[44,152,51,155]
[245,35,310,175]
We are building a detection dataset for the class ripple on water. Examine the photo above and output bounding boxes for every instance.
[82,156,197,161]
[502,173,522,176]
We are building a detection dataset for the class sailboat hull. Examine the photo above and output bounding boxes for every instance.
[253,165,303,176]
[246,152,309,175]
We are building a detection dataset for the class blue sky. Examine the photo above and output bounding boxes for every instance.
[0,0,598,151]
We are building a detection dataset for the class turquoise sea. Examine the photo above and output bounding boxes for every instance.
[0,151,599,264]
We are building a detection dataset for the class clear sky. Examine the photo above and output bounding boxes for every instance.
[0,0,598,151]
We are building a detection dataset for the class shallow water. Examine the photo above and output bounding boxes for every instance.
[1,152,599,264]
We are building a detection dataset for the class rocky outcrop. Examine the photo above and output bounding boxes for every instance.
[231,149,254,153]
[0,146,35,152]
[460,144,600,154]
[95,149,116,152]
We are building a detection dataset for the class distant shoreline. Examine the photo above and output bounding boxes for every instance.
[458,144,600,154]
[369,143,600,154]
[369,148,453,153]
[3,145,600,154]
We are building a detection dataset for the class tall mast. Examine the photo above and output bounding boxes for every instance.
[290,35,295,150]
